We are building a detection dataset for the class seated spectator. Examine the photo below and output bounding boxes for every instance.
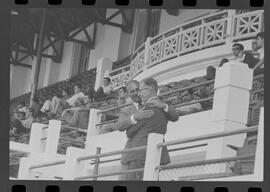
[89,77,113,101]
[21,108,34,129]
[16,101,27,114]
[10,111,29,139]
[117,86,128,105]
[219,58,229,67]
[194,66,216,98]
[61,94,92,128]
[253,32,264,75]
[40,98,53,114]
[232,43,259,68]
[251,38,260,59]
[50,84,85,118]
[177,89,202,116]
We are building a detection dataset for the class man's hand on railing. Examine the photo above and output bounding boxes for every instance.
[133,108,154,121]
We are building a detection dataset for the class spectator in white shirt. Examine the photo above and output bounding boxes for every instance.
[50,84,85,117]
[90,77,113,101]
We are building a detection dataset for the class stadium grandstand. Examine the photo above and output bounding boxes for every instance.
[10,8,264,180]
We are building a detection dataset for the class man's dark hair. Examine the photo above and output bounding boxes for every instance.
[187,88,194,95]
[232,43,244,50]
[142,78,158,93]
[63,88,71,96]
[126,80,139,88]
[19,101,25,106]
[219,58,229,67]
[256,32,264,39]
[17,111,26,118]
[119,86,127,93]
[104,77,111,83]
[74,84,82,90]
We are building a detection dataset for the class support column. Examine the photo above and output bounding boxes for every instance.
[206,61,253,161]
[85,108,102,155]
[143,133,164,181]
[94,57,113,90]
[29,123,47,156]
[30,8,47,107]
[63,147,86,180]
[44,120,61,159]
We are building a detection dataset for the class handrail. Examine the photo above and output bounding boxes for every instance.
[159,80,214,98]
[250,88,264,95]
[253,61,264,71]
[159,154,255,170]
[253,74,264,81]
[158,125,258,148]
[96,119,118,127]
[59,137,85,144]
[61,125,87,134]
[90,158,121,165]
[74,167,144,180]
[77,145,147,162]
[29,159,66,170]
[97,103,133,114]
[174,96,213,108]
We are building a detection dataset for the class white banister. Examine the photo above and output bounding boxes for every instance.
[29,123,47,156]
[85,108,101,155]
[253,107,263,181]
[63,147,86,180]
[95,57,113,90]
[144,37,151,70]
[44,120,61,158]
[143,133,164,181]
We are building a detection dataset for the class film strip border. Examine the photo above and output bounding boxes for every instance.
[11,184,264,192]
[13,0,264,7]
[7,0,267,192]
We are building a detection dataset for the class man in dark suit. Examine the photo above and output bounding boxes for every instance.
[116,79,178,180]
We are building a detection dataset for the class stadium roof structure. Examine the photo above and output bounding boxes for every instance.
[10,8,135,68]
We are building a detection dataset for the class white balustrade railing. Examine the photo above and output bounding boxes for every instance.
[109,10,263,89]
[109,65,130,90]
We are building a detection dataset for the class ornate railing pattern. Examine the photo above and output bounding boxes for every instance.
[109,10,263,90]
[232,10,264,41]
[110,65,130,90]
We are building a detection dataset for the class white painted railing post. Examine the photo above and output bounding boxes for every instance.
[29,123,47,156]
[17,157,32,179]
[63,147,85,180]
[226,10,236,43]
[44,120,61,158]
[206,61,253,172]
[143,133,164,181]
[85,108,101,156]
[253,107,264,181]
[144,37,151,69]
[95,57,113,90]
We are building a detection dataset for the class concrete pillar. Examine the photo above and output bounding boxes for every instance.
[29,123,47,156]
[206,61,253,161]
[44,120,61,158]
[94,57,113,90]
[85,108,102,155]
[253,107,264,181]
[143,133,164,181]
[63,147,86,180]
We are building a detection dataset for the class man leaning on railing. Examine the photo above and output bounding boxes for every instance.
[115,78,179,180]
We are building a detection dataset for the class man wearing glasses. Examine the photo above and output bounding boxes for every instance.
[116,78,178,180]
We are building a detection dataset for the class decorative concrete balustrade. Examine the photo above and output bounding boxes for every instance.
[108,10,263,90]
